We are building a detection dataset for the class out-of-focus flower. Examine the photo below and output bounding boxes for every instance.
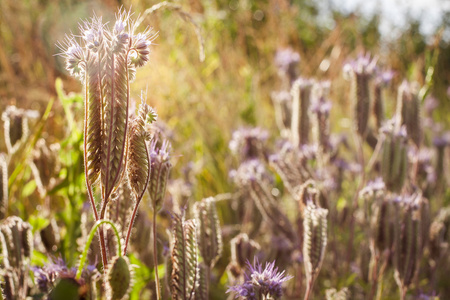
[227,258,293,300]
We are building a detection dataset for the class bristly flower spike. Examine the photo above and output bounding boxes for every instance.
[148,139,172,212]
[227,258,293,300]
[343,53,377,138]
[59,8,156,270]
[303,201,328,300]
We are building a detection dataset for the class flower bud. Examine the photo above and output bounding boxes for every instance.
[106,256,133,300]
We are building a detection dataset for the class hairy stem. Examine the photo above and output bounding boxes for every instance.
[347,133,366,268]
[83,70,108,270]
[76,219,122,280]
[153,208,161,300]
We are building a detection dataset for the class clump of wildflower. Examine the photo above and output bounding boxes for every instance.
[227,258,293,300]
[229,127,269,161]
[32,258,76,293]
[274,48,300,85]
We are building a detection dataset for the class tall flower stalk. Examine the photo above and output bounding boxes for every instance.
[60,9,156,270]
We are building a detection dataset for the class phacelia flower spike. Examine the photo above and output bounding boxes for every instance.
[227,258,293,300]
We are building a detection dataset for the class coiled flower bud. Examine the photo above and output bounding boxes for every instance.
[230,233,260,269]
[106,256,133,300]
[303,202,328,290]
[271,91,292,138]
[380,120,408,192]
[310,81,332,165]
[126,103,156,198]
[148,140,172,212]
[397,80,422,147]
[1,106,39,154]
[291,78,314,147]
[392,193,425,297]
[193,197,222,268]
[373,70,393,130]
[343,53,377,138]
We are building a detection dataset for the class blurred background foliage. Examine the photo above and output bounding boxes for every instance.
[0,0,449,298]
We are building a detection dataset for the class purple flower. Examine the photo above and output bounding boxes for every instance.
[229,127,268,161]
[343,52,378,77]
[274,48,300,82]
[32,258,76,293]
[227,258,293,300]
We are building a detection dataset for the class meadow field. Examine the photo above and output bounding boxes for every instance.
[0,0,449,299]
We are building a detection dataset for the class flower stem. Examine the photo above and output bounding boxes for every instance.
[76,219,121,280]
[153,209,161,300]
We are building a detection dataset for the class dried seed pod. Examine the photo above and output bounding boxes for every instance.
[1,106,39,154]
[193,197,222,268]
[291,78,314,147]
[326,287,349,300]
[0,154,8,219]
[148,140,172,212]
[171,214,199,300]
[380,121,408,192]
[230,233,260,268]
[127,103,156,198]
[343,53,377,138]
[303,202,328,285]
[106,256,133,300]
[397,81,422,147]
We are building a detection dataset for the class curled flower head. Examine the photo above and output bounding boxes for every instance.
[343,52,378,78]
[229,127,268,161]
[274,48,300,83]
[227,258,293,300]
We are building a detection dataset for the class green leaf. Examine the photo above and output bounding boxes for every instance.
[22,180,37,198]
[28,215,50,233]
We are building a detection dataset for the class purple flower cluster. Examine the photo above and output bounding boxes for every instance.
[227,259,293,300]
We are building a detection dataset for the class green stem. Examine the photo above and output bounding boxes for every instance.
[76,220,122,280]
